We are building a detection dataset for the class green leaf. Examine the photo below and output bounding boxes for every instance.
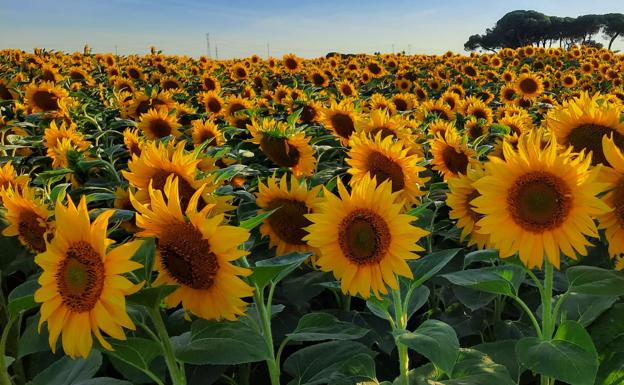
[366,296,392,320]
[17,316,50,358]
[442,265,525,296]
[283,340,376,385]
[251,252,310,289]
[103,338,162,376]
[463,249,498,268]
[567,266,624,296]
[239,208,276,230]
[473,340,523,381]
[556,293,617,327]
[516,321,598,385]
[590,304,624,351]
[74,379,133,385]
[127,285,178,308]
[287,312,370,341]
[29,350,102,385]
[444,348,516,385]
[4,356,14,368]
[174,319,270,365]
[409,248,461,288]
[405,286,430,321]
[8,279,39,317]
[405,201,432,217]
[396,320,459,375]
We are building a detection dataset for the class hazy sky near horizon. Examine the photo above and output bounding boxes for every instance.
[1,0,623,58]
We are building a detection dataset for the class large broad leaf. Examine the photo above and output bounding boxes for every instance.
[442,265,525,296]
[74,379,132,385]
[590,304,624,351]
[473,340,523,381]
[287,312,370,341]
[174,319,270,365]
[405,286,430,321]
[251,252,311,289]
[29,350,102,385]
[395,320,459,375]
[555,293,617,327]
[516,320,598,385]
[444,348,516,385]
[409,248,461,287]
[463,249,498,268]
[596,351,624,385]
[283,340,376,385]
[103,338,162,378]
[567,266,624,296]
[17,316,50,359]
[7,279,39,317]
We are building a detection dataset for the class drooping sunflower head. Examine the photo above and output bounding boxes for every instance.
[43,120,90,152]
[256,174,322,255]
[545,92,624,166]
[123,128,143,157]
[304,175,428,298]
[472,131,609,269]
[320,99,360,145]
[190,119,225,147]
[137,108,182,140]
[0,186,53,253]
[430,129,477,180]
[131,176,253,320]
[347,131,427,205]
[34,195,143,358]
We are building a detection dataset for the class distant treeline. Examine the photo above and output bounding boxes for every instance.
[465,10,624,52]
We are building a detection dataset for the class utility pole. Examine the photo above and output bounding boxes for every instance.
[266,43,270,59]
[408,44,412,55]
[392,44,395,54]
[206,33,211,58]
[115,45,118,56]
[215,45,218,60]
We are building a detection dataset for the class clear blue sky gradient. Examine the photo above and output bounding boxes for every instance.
[1,0,623,58]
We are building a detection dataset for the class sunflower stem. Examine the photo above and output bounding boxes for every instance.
[254,286,281,385]
[391,288,409,385]
[540,259,555,385]
[0,315,15,385]
[148,307,186,385]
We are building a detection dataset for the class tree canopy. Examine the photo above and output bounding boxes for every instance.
[465,10,624,52]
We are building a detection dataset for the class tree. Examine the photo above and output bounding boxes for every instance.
[602,13,624,50]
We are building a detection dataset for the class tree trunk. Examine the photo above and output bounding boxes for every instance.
[609,32,620,50]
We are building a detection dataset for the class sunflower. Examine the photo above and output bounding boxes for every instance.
[0,78,18,101]
[515,73,543,100]
[355,109,407,139]
[336,80,358,98]
[303,175,428,298]
[597,135,624,258]
[248,118,316,177]
[200,74,221,92]
[430,129,477,180]
[190,119,225,147]
[24,81,69,114]
[34,196,143,358]
[137,108,182,140]
[0,161,29,193]
[200,91,225,116]
[44,120,90,153]
[282,54,302,73]
[123,128,143,157]
[545,92,624,165]
[0,186,53,253]
[347,132,427,205]
[368,93,396,114]
[131,176,253,320]
[48,138,83,168]
[419,100,454,121]
[123,90,175,119]
[472,131,609,268]
[428,120,455,137]
[230,64,249,80]
[500,85,517,104]
[446,165,490,249]
[320,99,360,145]
[256,175,321,255]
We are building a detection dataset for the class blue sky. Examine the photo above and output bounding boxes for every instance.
[1,0,623,58]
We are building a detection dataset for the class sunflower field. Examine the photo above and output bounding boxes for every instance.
[1,45,624,385]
